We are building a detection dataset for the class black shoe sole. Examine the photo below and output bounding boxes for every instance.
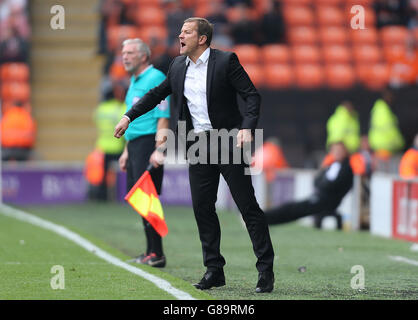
[255,286,273,293]
[193,280,225,290]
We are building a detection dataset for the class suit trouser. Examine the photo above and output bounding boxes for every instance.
[264,196,337,226]
[188,137,275,273]
[127,134,164,256]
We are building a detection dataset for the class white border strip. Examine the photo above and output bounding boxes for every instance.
[388,255,418,267]
[0,204,195,300]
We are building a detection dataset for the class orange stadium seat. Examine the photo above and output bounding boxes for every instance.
[380,26,410,46]
[1,82,31,103]
[107,25,139,52]
[413,28,418,43]
[263,64,294,89]
[225,7,241,23]
[135,6,165,26]
[349,28,378,45]
[242,64,264,88]
[233,45,261,64]
[253,0,271,15]
[353,45,382,64]
[355,63,390,90]
[292,45,321,64]
[316,6,345,27]
[194,3,212,18]
[181,0,194,9]
[317,0,343,5]
[367,64,391,90]
[281,0,312,4]
[137,26,168,45]
[135,0,162,5]
[345,0,374,5]
[0,63,29,82]
[226,6,258,23]
[325,64,355,89]
[322,45,351,64]
[261,45,290,64]
[383,45,408,63]
[294,64,324,89]
[319,27,348,45]
[283,6,315,27]
[287,27,318,45]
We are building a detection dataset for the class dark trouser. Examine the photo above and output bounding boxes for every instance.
[127,134,164,257]
[188,134,274,273]
[264,196,338,226]
[97,153,121,201]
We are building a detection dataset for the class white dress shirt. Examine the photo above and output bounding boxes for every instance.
[184,47,213,133]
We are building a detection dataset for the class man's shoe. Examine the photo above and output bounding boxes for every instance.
[255,271,274,293]
[127,253,148,263]
[141,253,166,268]
[193,270,225,290]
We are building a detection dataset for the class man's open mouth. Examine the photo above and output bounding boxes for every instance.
[180,42,186,48]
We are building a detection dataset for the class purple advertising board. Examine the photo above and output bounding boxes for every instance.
[270,174,294,207]
[2,168,88,205]
[1,165,294,208]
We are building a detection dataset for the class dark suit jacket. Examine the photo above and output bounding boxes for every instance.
[313,157,354,210]
[125,48,261,133]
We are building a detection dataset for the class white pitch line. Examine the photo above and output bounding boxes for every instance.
[388,255,418,267]
[0,204,195,300]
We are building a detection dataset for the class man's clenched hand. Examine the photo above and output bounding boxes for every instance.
[237,129,253,148]
[114,117,130,138]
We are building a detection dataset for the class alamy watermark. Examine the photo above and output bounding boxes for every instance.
[350,265,365,290]
[350,5,366,30]
[50,5,65,30]
[50,265,65,290]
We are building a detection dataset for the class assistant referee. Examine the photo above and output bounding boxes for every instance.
[119,38,170,268]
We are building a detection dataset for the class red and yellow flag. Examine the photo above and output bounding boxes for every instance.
[125,170,168,237]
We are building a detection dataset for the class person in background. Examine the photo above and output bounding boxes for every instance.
[1,101,35,161]
[326,101,360,154]
[259,0,285,44]
[229,4,259,44]
[374,0,409,28]
[349,136,376,229]
[0,24,28,64]
[93,80,126,201]
[350,135,376,178]
[399,133,418,179]
[265,142,354,230]
[368,90,405,162]
[119,38,170,268]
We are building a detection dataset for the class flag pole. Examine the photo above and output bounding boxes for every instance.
[146,163,154,172]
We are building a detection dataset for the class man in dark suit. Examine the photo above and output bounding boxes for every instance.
[265,142,354,229]
[114,17,275,293]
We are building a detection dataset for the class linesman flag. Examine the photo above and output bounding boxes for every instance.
[125,164,168,237]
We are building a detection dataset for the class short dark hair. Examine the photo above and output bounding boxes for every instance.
[184,17,213,46]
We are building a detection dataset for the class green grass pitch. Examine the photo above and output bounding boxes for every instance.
[2,203,418,300]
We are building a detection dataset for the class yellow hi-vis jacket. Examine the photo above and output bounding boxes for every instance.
[94,99,126,154]
[368,99,405,154]
[326,105,360,154]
